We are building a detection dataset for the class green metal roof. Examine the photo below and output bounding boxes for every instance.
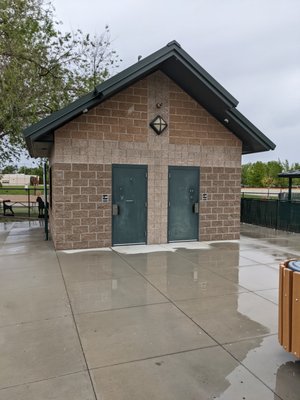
[278,170,300,178]
[23,40,275,157]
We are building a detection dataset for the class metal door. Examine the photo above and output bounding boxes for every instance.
[168,166,199,241]
[112,165,147,245]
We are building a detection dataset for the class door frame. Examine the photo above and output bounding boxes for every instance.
[167,165,200,243]
[112,164,148,246]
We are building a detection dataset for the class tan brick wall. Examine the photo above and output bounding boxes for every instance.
[169,80,241,149]
[200,167,241,241]
[50,163,111,250]
[50,71,242,249]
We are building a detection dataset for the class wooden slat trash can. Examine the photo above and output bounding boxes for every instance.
[278,260,300,358]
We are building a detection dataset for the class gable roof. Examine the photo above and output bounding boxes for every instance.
[23,40,275,157]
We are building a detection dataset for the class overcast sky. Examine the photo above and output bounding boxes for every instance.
[50,0,300,165]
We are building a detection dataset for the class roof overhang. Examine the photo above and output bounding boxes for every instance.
[278,171,300,178]
[24,40,275,157]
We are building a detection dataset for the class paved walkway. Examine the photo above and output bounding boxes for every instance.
[0,222,300,399]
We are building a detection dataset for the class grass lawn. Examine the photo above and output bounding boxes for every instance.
[241,194,279,200]
[0,205,40,219]
[0,216,40,222]
[0,185,45,195]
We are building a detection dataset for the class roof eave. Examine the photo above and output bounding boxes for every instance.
[227,108,276,154]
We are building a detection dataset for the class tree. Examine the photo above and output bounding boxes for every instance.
[1,164,18,174]
[247,162,266,187]
[264,161,283,187]
[242,160,300,188]
[241,163,251,186]
[0,0,120,166]
[279,159,290,172]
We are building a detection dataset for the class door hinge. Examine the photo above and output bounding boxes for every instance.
[144,231,147,237]
[168,201,171,207]
[169,172,171,179]
[145,172,148,178]
[145,202,148,208]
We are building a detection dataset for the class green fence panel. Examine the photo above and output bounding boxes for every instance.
[241,198,278,229]
[278,201,300,233]
[241,198,300,233]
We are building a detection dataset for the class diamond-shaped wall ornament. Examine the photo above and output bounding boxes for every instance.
[149,115,168,135]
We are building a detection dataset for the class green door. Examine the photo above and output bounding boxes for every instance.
[112,165,147,245]
[168,166,199,241]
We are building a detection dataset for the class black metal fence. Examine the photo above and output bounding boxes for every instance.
[0,186,47,220]
[241,198,300,233]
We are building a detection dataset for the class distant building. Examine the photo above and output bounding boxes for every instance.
[0,174,39,186]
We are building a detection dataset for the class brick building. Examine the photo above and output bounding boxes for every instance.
[24,41,275,250]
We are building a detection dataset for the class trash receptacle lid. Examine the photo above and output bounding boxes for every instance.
[288,260,300,272]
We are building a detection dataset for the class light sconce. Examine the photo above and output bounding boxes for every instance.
[150,115,168,135]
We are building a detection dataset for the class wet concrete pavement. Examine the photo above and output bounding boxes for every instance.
[0,221,300,399]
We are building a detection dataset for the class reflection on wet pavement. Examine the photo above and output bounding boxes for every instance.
[225,335,300,400]
[0,222,300,399]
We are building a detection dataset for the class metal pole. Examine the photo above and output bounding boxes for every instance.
[276,199,279,230]
[27,188,30,218]
[288,177,292,202]
[43,162,49,241]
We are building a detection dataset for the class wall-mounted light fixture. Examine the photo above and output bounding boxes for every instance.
[150,115,168,135]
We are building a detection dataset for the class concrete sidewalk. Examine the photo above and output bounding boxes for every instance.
[0,221,300,399]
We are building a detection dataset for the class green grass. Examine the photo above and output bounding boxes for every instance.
[1,206,39,215]
[0,185,44,195]
[1,185,44,188]
[241,194,279,200]
[0,216,39,222]
[0,205,40,222]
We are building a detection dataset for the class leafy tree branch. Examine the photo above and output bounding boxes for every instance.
[0,0,121,166]
[242,160,300,188]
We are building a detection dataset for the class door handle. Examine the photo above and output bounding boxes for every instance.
[193,203,199,214]
[112,204,119,216]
